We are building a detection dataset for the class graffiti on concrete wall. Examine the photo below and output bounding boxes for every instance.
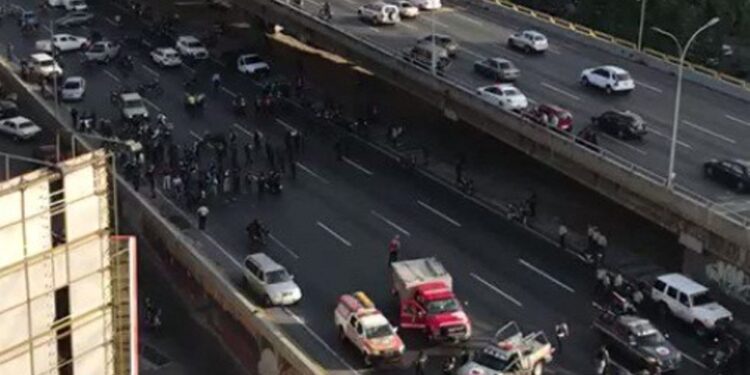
[705,260,750,305]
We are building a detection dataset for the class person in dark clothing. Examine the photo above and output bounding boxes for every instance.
[415,351,428,375]
[244,143,253,167]
[145,164,156,198]
[334,140,343,161]
[526,191,537,218]
[253,130,262,152]
[70,108,79,129]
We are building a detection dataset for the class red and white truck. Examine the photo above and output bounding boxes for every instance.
[334,291,405,366]
[391,257,471,341]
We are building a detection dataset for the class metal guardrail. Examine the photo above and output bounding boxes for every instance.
[491,0,750,92]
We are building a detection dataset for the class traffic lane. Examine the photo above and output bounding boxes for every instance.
[450,0,750,153]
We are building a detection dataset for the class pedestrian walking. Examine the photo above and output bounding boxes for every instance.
[526,191,537,218]
[415,350,428,375]
[145,164,156,198]
[197,205,209,230]
[244,142,253,167]
[558,223,568,249]
[162,169,172,192]
[293,130,302,155]
[555,322,569,353]
[70,108,79,128]
[211,72,221,92]
[223,170,232,194]
[455,160,464,184]
[285,130,294,158]
[253,130,262,152]
[388,234,401,265]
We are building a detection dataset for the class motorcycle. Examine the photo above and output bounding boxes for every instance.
[138,79,163,97]
[457,176,475,196]
[506,201,529,224]
[184,91,206,108]
[117,55,134,74]
[233,96,248,116]
[246,221,269,245]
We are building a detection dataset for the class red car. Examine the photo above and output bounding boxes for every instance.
[526,103,573,132]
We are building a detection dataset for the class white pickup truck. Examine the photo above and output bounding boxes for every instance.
[35,33,89,53]
[334,292,404,366]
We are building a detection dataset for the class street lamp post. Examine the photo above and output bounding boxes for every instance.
[637,0,648,51]
[430,14,437,76]
[652,17,719,190]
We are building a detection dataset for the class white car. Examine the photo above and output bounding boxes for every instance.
[477,84,528,111]
[35,33,89,53]
[118,92,149,122]
[242,253,302,306]
[150,47,182,67]
[60,76,86,101]
[507,30,548,53]
[580,65,635,94]
[386,0,419,18]
[29,53,63,78]
[0,116,42,141]
[64,0,88,11]
[651,273,733,335]
[175,36,209,60]
[410,0,441,10]
[237,54,270,75]
[358,2,400,25]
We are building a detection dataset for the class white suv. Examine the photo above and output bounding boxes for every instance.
[175,36,209,60]
[580,65,635,94]
[651,273,733,336]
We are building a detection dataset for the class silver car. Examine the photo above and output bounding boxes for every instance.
[60,76,85,101]
[242,253,302,306]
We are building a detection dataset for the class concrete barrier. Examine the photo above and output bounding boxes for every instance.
[0,57,325,375]
[234,0,750,274]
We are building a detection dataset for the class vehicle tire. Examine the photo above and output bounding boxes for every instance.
[736,181,745,193]
[581,76,589,86]
[605,85,613,95]
[657,302,670,317]
[532,362,543,375]
[263,294,273,307]
[704,166,714,177]
[693,321,708,337]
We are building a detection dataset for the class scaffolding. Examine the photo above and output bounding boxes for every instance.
[0,150,133,375]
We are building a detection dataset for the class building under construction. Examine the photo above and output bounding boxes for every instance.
[0,150,135,375]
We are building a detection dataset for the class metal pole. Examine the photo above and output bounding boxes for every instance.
[56,132,61,162]
[5,154,9,180]
[430,15,436,76]
[637,0,648,51]
[50,21,59,116]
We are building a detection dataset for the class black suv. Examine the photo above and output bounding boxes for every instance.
[591,110,647,140]
[594,313,682,373]
[704,158,750,192]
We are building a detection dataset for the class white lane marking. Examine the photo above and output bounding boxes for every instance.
[417,200,461,227]
[296,162,330,184]
[453,12,483,26]
[401,22,419,31]
[221,86,237,97]
[647,127,693,149]
[232,123,254,137]
[307,0,321,5]
[316,221,352,247]
[189,130,203,140]
[599,133,648,156]
[142,40,153,48]
[371,210,411,237]
[540,82,580,101]
[681,351,708,370]
[461,48,484,60]
[682,120,736,144]
[268,234,300,260]
[368,26,381,33]
[143,98,163,112]
[105,17,117,26]
[470,272,523,307]
[282,308,361,374]
[183,64,196,74]
[546,47,562,55]
[725,114,750,128]
[635,80,663,93]
[103,69,120,83]
[518,258,575,293]
[210,57,226,67]
[342,157,374,176]
[141,64,160,77]
[275,118,297,131]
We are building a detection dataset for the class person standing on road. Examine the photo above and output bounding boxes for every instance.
[211,72,221,92]
[558,223,568,249]
[595,345,610,375]
[145,164,156,198]
[70,107,79,129]
[244,142,253,167]
[197,205,209,230]
[388,234,401,265]
[555,322,569,353]
[526,190,537,218]
[415,350,428,375]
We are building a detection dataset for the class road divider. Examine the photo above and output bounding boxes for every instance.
[316,221,353,247]
[470,272,523,307]
[518,258,575,293]
[417,200,462,227]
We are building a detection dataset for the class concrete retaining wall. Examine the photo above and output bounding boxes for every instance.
[0,57,325,375]
[236,0,750,273]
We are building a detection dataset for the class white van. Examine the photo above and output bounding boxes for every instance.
[411,0,441,10]
[358,2,400,25]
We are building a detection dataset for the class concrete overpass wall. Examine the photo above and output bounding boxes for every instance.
[237,0,750,274]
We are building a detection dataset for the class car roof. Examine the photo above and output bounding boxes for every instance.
[522,30,544,37]
[359,313,390,328]
[598,65,628,73]
[490,57,511,64]
[657,273,708,295]
[3,116,31,124]
[157,47,177,52]
[730,159,750,168]
[31,53,53,61]
[64,76,84,82]
[120,92,142,101]
[178,35,200,42]
[240,53,260,59]
[247,252,286,272]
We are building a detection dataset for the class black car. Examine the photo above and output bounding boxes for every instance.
[591,110,647,140]
[0,100,19,119]
[704,158,750,192]
[54,12,94,28]
[594,313,682,373]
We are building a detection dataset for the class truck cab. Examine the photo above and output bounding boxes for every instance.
[392,258,471,341]
[334,292,404,366]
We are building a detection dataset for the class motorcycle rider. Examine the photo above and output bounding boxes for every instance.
[321,1,332,19]
[233,95,247,114]
[246,219,268,244]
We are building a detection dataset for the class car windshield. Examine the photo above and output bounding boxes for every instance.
[123,99,144,109]
[38,60,54,67]
[498,62,512,69]
[692,291,715,306]
[90,45,103,52]
[533,35,545,42]
[636,330,666,346]
[64,81,81,89]
[18,121,35,129]
[615,73,631,81]
[265,269,291,284]
[473,351,511,371]
[165,51,177,58]
[424,297,459,314]
[365,324,393,339]
[186,41,203,48]
[503,88,521,97]
[243,56,262,64]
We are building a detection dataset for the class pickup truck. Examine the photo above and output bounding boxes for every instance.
[36,33,90,53]
[334,291,404,366]
[391,257,471,341]
[84,41,121,63]
[457,321,553,375]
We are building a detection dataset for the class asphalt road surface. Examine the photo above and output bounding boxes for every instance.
[286,0,750,219]
[0,1,717,374]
